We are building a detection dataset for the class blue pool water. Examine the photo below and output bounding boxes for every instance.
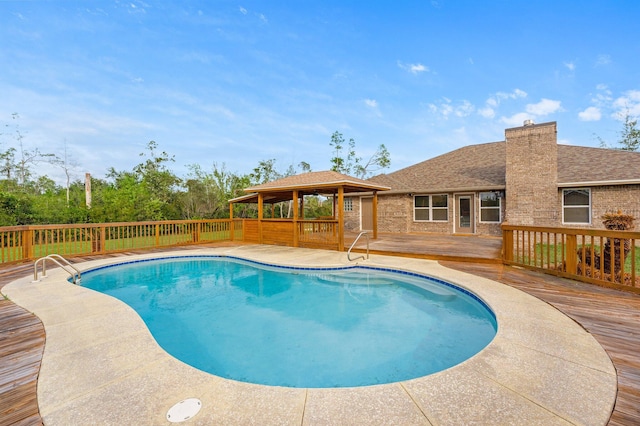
[81,256,497,388]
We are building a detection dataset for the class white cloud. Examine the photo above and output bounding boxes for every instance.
[259,14,268,23]
[497,98,562,127]
[578,106,601,121]
[398,61,429,74]
[480,89,527,119]
[501,112,531,127]
[239,6,248,15]
[428,98,474,119]
[612,90,640,118]
[485,89,527,108]
[596,54,611,66]
[364,99,378,108]
[455,100,474,117]
[525,98,562,116]
[564,61,575,71]
[478,107,495,119]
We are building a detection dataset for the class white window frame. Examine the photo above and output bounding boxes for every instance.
[343,197,353,212]
[414,194,448,222]
[479,191,502,223]
[562,188,591,224]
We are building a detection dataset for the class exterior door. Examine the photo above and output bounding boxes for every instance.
[361,197,373,231]
[456,194,475,234]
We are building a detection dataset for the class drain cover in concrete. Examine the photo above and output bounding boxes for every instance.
[166,398,202,423]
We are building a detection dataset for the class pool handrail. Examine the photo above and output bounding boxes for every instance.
[34,254,82,284]
[348,231,370,261]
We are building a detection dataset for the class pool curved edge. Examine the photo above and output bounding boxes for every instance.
[2,245,617,426]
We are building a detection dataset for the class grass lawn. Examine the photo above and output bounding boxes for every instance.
[533,242,640,275]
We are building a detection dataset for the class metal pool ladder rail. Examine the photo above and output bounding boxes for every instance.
[348,231,370,261]
[34,254,82,284]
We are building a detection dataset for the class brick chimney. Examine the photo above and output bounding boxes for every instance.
[504,121,558,226]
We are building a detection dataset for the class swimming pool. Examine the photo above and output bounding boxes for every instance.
[81,256,497,388]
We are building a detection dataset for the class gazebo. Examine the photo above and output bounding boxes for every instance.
[229,171,390,251]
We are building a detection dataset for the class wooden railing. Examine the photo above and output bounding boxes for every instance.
[298,220,339,250]
[503,224,640,293]
[0,219,244,264]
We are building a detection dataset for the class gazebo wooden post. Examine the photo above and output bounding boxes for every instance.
[337,186,345,251]
[229,202,234,241]
[332,192,337,218]
[292,190,299,247]
[258,193,264,244]
[372,191,378,239]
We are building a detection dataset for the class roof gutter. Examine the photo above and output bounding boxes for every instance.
[348,185,507,196]
[558,179,640,188]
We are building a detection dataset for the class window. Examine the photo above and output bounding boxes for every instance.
[344,197,353,212]
[414,194,448,221]
[479,192,501,223]
[563,189,591,224]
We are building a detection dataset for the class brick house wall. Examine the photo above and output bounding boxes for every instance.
[557,184,640,229]
[343,196,361,231]
[351,192,506,236]
[504,121,559,227]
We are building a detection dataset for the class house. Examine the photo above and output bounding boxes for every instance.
[344,121,640,237]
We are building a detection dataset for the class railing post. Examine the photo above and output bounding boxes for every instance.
[192,222,200,244]
[228,203,235,242]
[155,224,160,247]
[22,227,34,261]
[99,226,106,253]
[292,191,299,247]
[502,228,513,263]
[565,234,578,275]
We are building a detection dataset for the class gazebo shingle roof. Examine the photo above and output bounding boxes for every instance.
[230,170,390,204]
[244,170,390,193]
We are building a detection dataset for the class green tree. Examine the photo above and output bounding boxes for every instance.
[8,113,56,188]
[329,131,390,178]
[133,141,182,220]
[598,110,640,151]
[618,112,640,151]
[250,159,282,185]
[182,163,250,218]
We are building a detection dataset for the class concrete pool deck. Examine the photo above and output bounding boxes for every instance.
[2,245,616,425]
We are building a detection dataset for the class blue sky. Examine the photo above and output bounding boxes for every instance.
[1,0,639,184]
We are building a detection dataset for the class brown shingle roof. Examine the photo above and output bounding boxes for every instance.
[558,145,640,185]
[245,170,390,193]
[370,142,640,193]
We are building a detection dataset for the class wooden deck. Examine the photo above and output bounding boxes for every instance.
[0,264,45,426]
[0,238,639,425]
[347,232,503,263]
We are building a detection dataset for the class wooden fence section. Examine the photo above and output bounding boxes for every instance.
[261,220,295,246]
[241,219,339,250]
[0,219,245,264]
[503,224,640,293]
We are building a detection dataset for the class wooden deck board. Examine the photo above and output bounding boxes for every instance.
[0,238,639,425]
[0,296,44,426]
[440,261,640,426]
